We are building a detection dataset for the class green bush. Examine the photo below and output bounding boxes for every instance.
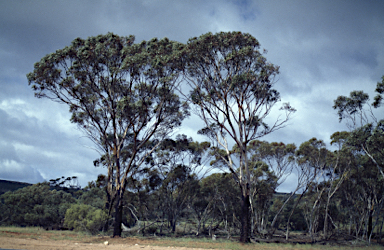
[64,204,107,234]
[0,182,75,228]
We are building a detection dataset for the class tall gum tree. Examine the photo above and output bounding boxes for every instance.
[333,87,384,180]
[27,33,189,237]
[180,31,295,242]
[295,139,325,239]
[333,80,384,242]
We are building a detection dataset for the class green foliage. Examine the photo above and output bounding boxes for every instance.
[183,31,294,143]
[333,82,384,181]
[77,185,106,210]
[198,173,240,227]
[333,90,369,122]
[27,32,190,237]
[373,75,384,108]
[64,204,107,234]
[0,182,75,228]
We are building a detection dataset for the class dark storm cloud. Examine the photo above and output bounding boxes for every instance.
[238,0,384,149]
[251,1,384,88]
[0,0,383,188]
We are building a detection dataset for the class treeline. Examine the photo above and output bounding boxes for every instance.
[1,129,384,243]
[23,31,384,243]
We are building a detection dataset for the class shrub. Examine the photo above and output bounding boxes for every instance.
[64,204,107,234]
[0,182,75,228]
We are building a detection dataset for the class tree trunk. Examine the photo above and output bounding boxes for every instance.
[269,192,295,238]
[103,193,111,232]
[309,188,325,242]
[172,219,176,233]
[368,210,373,239]
[240,186,251,243]
[103,185,116,232]
[323,195,331,238]
[286,192,304,240]
[379,216,384,243]
[196,219,201,236]
[113,193,123,237]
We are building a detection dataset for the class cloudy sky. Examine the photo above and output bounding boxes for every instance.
[1,0,384,190]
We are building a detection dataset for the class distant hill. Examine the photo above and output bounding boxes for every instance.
[0,179,32,195]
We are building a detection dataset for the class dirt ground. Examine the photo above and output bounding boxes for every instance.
[0,236,212,250]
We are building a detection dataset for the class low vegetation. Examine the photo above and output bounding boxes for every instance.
[1,226,383,249]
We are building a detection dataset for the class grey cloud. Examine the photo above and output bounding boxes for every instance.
[0,160,45,184]
[0,99,99,187]
[1,0,384,187]
[0,141,20,163]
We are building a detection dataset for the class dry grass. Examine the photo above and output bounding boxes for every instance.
[0,226,383,250]
[142,236,384,250]
[0,226,88,241]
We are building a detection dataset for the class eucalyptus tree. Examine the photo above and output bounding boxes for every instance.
[333,77,384,242]
[197,173,240,237]
[180,31,295,242]
[27,33,189,237]
[295,138,329,242]
[150,135,210,233]
[322,132,352,238]
[331,130,384,242]
[248,161,278,235]
[333,88,384,179]
[285,152,318,240]
[248,140,296,236]
[338,152,384,241]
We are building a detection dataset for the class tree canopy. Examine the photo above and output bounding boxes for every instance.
[27,33,189,237]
